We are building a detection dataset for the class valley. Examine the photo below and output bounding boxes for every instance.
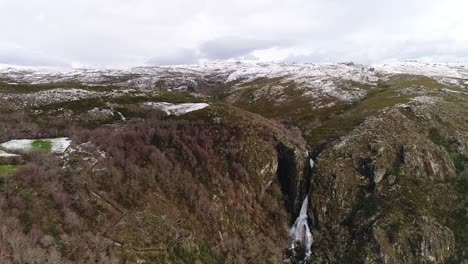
[0,61,467,263]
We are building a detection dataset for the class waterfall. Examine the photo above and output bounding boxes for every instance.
[288,196,313,261]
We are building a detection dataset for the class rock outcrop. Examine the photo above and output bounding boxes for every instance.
[308,106,465,263]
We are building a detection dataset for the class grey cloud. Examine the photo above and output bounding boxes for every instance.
[147,49,200,65]
[0,48,69,67]
[146,37,291,65]
[199,37,289,60]
[284,41,468,65]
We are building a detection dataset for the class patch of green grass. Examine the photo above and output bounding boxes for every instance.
[0,165,16,176]
[31,140,52,151]
[386,74,444,90]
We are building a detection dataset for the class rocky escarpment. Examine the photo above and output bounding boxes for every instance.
[308,103,467,263]
[276,142,309,216]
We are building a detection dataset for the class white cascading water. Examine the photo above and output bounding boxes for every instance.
[289,196,313,261]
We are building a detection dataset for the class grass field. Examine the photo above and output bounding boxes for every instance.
[32,140,52,151]
[0,165,16,176]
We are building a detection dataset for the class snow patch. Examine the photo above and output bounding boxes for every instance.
[116,111,126,121]
[144,102,209,116]
[1,137,71,154]
[0,150,20,157]
[395,103,411,109]
[375,61,468,79]
[441,88,462,94]
[411,96,439,105]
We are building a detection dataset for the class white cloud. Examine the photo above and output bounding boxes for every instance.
[147,49,199,65]
[0,0,467,66]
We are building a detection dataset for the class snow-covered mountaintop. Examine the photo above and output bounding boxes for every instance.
[2,61,467,84]
[1,61,467,105]
[375,61,468,79]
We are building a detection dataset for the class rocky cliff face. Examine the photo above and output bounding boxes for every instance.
[276,142,309,216]
[309,105,466,263]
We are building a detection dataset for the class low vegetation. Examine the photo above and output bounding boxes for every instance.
[0,62,467,263]
[0,164,16,176]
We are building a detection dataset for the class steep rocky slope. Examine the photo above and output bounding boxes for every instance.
[0,61,466,263]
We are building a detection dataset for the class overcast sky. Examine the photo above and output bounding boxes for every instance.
[1,0,468,67]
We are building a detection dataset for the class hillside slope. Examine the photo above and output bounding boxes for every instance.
[0,61,467,263]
